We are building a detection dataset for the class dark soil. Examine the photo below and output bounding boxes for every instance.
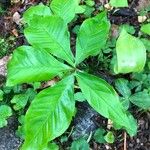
[0,0,150,150]
[0,117,22,150]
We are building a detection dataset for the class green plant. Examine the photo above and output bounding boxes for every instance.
[11,88,36,111]
[109,0,128,7]
[141,23,150,36]
[0,105,12,128]
[115,78,150,110]
[0,4,5,15]
[6,1,148,149]
[104,131,115,144]
[0,37,16,58]
[71,138,90,150]
[93,128,106,143]
[0,90,3,101]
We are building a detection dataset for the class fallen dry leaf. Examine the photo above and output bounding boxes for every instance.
[13,12,21,25]
[136,0,150,12]
[41,77,59,89]
[12,28,19,37]
[110,24,119,39]
[11,0,20,4]
[0,56,10,77]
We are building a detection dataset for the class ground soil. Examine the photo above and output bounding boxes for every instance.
[0,117,22,150]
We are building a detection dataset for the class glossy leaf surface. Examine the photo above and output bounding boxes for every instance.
[24,16,74,66]
[21,76,75,150]
[75,12,110,65]
[114,29,146,74]
[76,71,137,136]
[23,4,52,25]
[50,0,83,23]
[7,46,71,86]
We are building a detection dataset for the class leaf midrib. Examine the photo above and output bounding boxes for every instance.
[25,82,72,148]
[78,76,131,131]
[76,28,107,64]
[42,26,74,65]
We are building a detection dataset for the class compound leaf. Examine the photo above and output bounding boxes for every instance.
[110,0,128,7]
[75,11,110,65]
[50,0,83,23]
[76,71,137,136]
[24,16,74,66]
[23,4,52,25]
[114,29,146,74]
[21,76,75,150]
[7,46,71,86]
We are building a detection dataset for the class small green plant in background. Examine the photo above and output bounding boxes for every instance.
[0,37,16,58]
[0,89,12,128]
[0,4,5,15]
[3,0,149,149]
[109,0,128,7]
[115,78,150,110]
[0,90,3,101]
[0,105,12,128]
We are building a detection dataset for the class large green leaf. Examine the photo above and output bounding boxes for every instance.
[7,46,71,86]
[129,91,150,109]
[50,0,84,23]
[114,29,146,74]
[23,4,52,25]
[21,76,75,150]
[76,71,137,136]
[75,12,110,65]
[110,0,128,7]
[141,23,150,35]
[24,16,74,66]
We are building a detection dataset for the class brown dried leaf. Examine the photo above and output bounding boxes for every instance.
[0,56,10,76]
[12,28,18,37]
[13,12,21,25]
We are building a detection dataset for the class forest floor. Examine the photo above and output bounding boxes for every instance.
[0,0,150,150]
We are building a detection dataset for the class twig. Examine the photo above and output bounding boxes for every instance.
[87,131,93,143]
[68,126,74,138]
[124,132,127,150]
